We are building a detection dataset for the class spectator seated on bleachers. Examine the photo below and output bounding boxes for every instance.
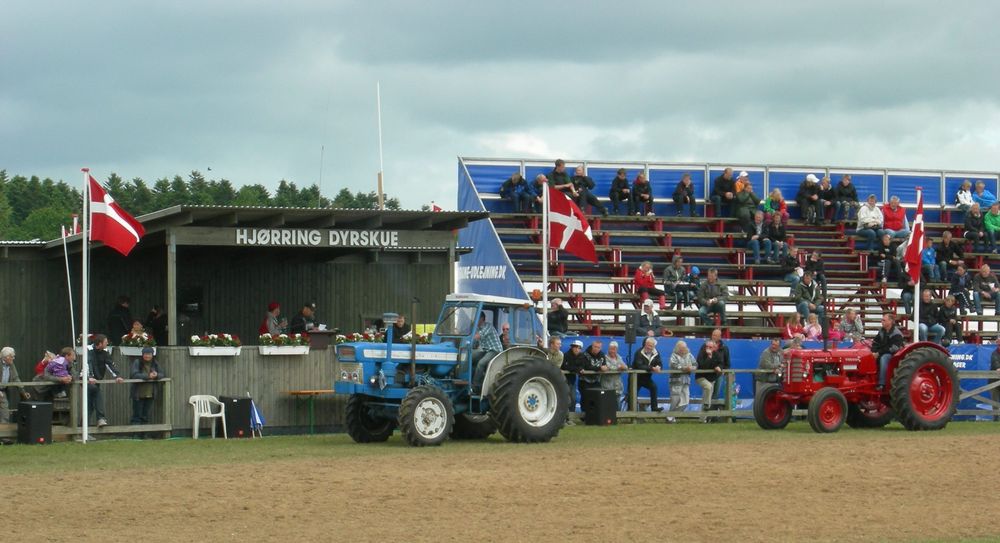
[794,270,825,322]
[955,180,974,213]
[937,231,964,281]
[804,313,823,341]
[499,172,535,213]
[898,270,917,315]
[764,212,788,263]
[804,251,827,295]
[921,238,940,281]
[547,298,569,337]
[795,174,822,226]
[817,176,835,224]
[632,173,653,216]
[838,308,866,343]
[529,174,548,213]
[549,159,574,196]
[871,234,896,283]
[781,246,803,289]
[973,180,997,209]
[634,261,666,309]
[985,202,1000,254]
[939,295,963,345]
[950,263,973,314]
[964,203,993,253]
[879,196,910,239]
[763,187,789,225]
[663,255,695,309]
[696,268,728,325]
[733,180,761,232]
[672,172,697,217]
[711,168,736,217]
[635,299,663,337]
[918,289,945,344]
[856,194,884,252]
[783,312,806,342]
[972,264,1000,316]
[608,168,634,216]
[571,166,607,216]
[832,174,860,222]
[743,211,771,265]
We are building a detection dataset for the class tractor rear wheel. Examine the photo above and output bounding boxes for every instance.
[890,347,959,431]
[807,387,848,433]
[846,400,894,429]
[398,385,454,447]
[345,394,395,443]
[489,357,568,443]
[753,384,791,430]
[451,413,496,440]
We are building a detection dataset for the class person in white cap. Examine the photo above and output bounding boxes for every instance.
[561,339,587,420]
[795,173,822,226]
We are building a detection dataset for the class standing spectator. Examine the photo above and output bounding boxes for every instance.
[579,341,606,402]
[601,341,627,407]
[0,347,25,424]
[88,334,123,428]
[794,270,825,321]
[289,303,317,334]
[781,245,803,289]
[871,234,896,283]
[695,339,726,422]
[499,172,534,212]
[733,180,761,232]
[107,295,133,346]
[672,172,697,217]
[856,194,884,251]
[838,308,866,343]
[757,338,784,392]
[129,347,165,428]
[547,298,569,337]
[985,202,1000,254]
[632,173,654,216]
[144,305,168,346]
[832,174,860,222]
[763,188,790,225]
[711,168,736,217]
[950,263,973,314]
[548,159,574,195]
[964,203,992,253]
[632,337,663,412]
[795,174,822,225]
[938,295,963,346]
[782,312,806,342]
[571,166,607,216]
[668,341,697,422]
[635,299,663,337]
[972,264,1000,316]
[972,180,997,208]
[817,176,835,223]
[804,313,823,341]
[663,255,691,309]
[530,174,548,213]
[917,289,945,344]
[921,238,940,281]
[743,211,771,265]
[258,302,287,335]
[879,196,910,239]
[545,336,563,368]
[696,268,728,325]
[634,261,666,309]
[561,340,585,417]
[764,212,788,263]
[804,251,827,295]
[608,168,633,216]
[955,180,974,213]
[701,328,731,409]
[872,314,905,389]
[936,231,964,281]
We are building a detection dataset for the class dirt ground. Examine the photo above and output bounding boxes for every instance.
[9,431,1000,543]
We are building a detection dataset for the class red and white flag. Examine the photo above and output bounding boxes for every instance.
[88,175,145,256]
[546,185,597,263]
[903,188,924,283]
[430,201,443,212]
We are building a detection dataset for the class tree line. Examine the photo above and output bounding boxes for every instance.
[0,170,403,241]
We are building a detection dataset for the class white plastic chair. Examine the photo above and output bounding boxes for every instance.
[189,395,227,439]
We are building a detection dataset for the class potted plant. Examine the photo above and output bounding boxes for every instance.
[258,333,311,355]
[189,333,242,357]
[120,332,156,357]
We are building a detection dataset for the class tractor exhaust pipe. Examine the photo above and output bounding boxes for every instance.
[409,297,420,387]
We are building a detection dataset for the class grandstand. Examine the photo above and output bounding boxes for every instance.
[456,157,1000,341]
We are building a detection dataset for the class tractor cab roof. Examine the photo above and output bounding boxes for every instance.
[445,293,533,308]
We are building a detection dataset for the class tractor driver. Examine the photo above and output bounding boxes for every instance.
[871,314,905,389]
[472,312,503,391]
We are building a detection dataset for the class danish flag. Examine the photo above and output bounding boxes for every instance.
[903,188,924,284]
[546,186,597,263]
[88,175,145,256]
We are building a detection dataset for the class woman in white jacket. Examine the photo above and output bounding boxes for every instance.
[668,341,697,422]
[956,180,974,212]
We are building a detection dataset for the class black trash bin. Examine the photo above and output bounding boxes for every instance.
[17,401,53,444]
[582,389,617,426]
[219,396,253,438]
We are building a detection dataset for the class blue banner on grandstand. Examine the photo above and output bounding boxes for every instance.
[456,161,530,300]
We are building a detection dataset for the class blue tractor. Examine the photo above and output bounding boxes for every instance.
[335,293,569,446]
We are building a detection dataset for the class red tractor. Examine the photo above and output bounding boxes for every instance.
[754,342,959,433]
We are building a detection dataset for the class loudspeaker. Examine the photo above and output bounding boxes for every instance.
[17,401,52,445]
[624,320,637,345]
[582,389,617,426]
[219,396,253,438]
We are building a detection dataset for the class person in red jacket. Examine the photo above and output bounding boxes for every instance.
[634,261,666,309]
[880,196,910,240]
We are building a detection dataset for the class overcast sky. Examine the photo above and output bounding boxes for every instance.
[3,1,1000,209]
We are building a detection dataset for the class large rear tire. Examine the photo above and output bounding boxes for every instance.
[753,384,792,430]
[807,387,847,433]
[451,413,496,440]
[398,385,454,447]
[890,347,959,431]
[846,399,894,429]
[489,357,569,443]
[345,394,395,443]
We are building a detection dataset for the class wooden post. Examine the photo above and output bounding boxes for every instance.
[724,370,734,423]
[162,378,173,439]
[166,230,178,346]
[69,382,79,432]
[629,370,638,413]
[377,172,385,210]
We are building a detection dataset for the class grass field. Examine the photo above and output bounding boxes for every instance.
[5,421,1000,542]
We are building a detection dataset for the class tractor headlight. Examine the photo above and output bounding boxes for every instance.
[339,363,363,384]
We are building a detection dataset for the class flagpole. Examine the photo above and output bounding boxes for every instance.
[62,226,77,351]
[542,185,550,346]
[909,187,923,342]
[80,169,90,443]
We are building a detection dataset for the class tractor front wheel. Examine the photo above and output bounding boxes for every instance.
[345,394,395,443]
[807,387,847,433]
[398,385,454,447]
[489,357,569,443]
[890,347,959,431]
[846,399,894,429]
[753,384,792,430]
[451,413,496,440]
